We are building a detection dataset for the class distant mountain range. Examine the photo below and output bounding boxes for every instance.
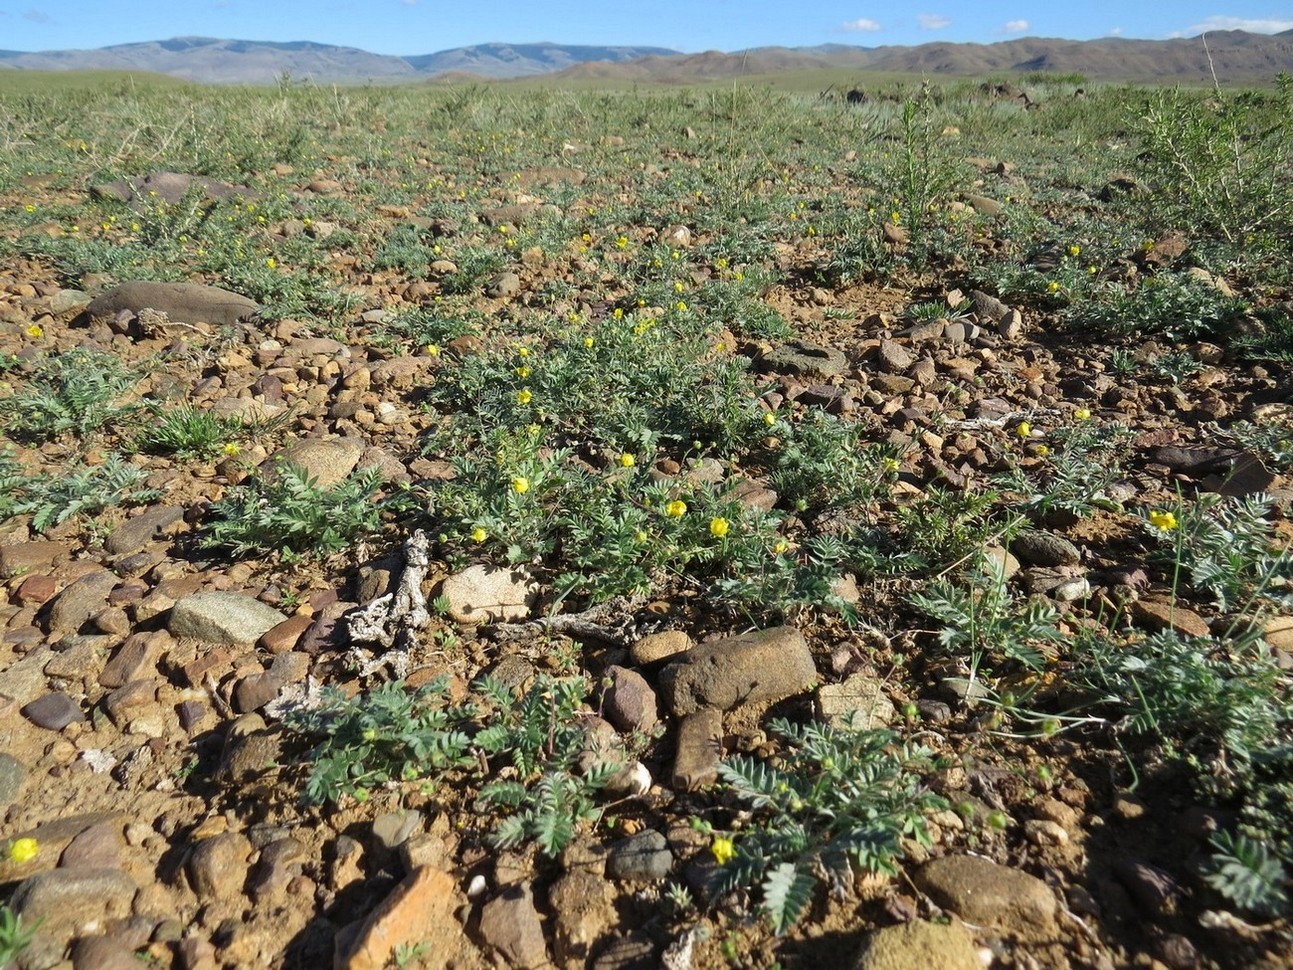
[0,31,1290,85]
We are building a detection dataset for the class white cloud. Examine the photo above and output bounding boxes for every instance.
[917,13,950,30]
[1107,26,1123,36]
[1181,15,1293,34]
[1003,19,1029,34]
[841,18,882,33]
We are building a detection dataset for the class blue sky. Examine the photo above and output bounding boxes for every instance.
[2,1,1291,54]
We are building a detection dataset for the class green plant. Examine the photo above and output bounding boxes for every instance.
[1208,419,1293,471]
[1066,272,1246,343]
[1132,80,1292,253]
[712,718,944,934]
[0,347,141,441]
[770,410,901,519]
[909,554,1063,672]
[136,404,245,460]
[893,485,1001,572]
[284,678,477,805]
[0,904,37,968]
[1202,830,1289,917]
[7,454,161,532]
[994,421,1134,521]
[887,82,965,263]
[203,461,387,559]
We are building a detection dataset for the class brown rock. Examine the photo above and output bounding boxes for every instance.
[187,831,251,899]
[100,632,168,688]
[338,866,469,970]
[1129,598,1211,638]
[854,919,982,970]
[260,613,313,653]
[85,281,257,327]
[659,626,816,716]
[0,540,73,578]
[478,883,548,969]
[915,855,1057,939]
[16,574,57,604]
[47,569,119,634]
[603,666,658,734]
[671,708,723,791]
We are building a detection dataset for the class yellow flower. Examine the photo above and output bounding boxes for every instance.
[618,453,635,468]
[612,308,623,320]
[516,346,530,357]
[772,539,789,555]
[882,456,900,473]
[665,499,687,517]
[516,388,532,405]
[1016,421,1032,438]
[515,365,531,378]
[24,204,35,213]
[425,343,441,357]
[265,257,277,269]
[1046,280,1060,293]
[675,301,688,312]
[634,529,649,542]
[1068,244,1082,256]
[511,476,530,495]
[25,324,43,339]
[1035,444,1050,457]
[615,235,629,250]
[1074,407,1092,421]
[584,336,596,347]
[8,838,38,864]
[471,527,488,543]
[673,281,685,293]
[1149,510,1178,531]
[220,442,240,457]
[763,411,776,427]
[709,516,730,538]
[710,836,736,865]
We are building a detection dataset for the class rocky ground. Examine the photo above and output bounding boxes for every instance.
[0,81,1291,970]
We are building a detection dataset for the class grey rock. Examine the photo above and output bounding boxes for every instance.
[878,339,913,374]
[854,920,982,970]
[671,708,723,791]
[487,271,522,298]
[439,565,538,624]
[262,437,364,488]
[818,674,895,730]
[0,753,28,805]
[60,819,124,870]
[90,171,257,205]
[0,646,54,706]
[21,692,85,730]
[10,867,136,939]
[659,626,816,716]
[630,631,692,665]
[606,829,672,882]
[233,671,285,713]
[72,935,145,970]
[479,883,549,969]
[969,290,1008,322]
[169,592,285,644]
[915,854,1057,938]
[603,665,658,733]
[1011,529,1081,567]
[372,810,422,851]
[48,289,92,314]
[762,340,848,378]
[47,569,119,633]
[85,281,257,327]
[965,194,1004,216]
[187,831,251,899]
[105,506,184,556]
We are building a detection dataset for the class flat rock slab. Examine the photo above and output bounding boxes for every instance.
[105,505,185,556]
[263,437,364,488]
[440,565,538,625]
[915,854,1057,939]
[10,867,136,940]
[169,592,286,645]
[659,626,816,717]
[90,170,258,205]
[818,673,896,730]
[761,340,849,378]
[854,919,982,970]
[671,708,723,791]
[21,692,86,730]
[1010,530,1081,567]
[85,281,258,327]
[0,753,28,806]
[340,865,472,970]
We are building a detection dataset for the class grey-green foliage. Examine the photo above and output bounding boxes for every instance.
[0,904,39,968]
[713,718,944,934]
[1153,493,1293,611]
[203,461,387,559]
[1071,627,1293,915]
[770,409,901,518]
[909,555,1062,671]
[995,421,1135,521]
[1133,79,1293,249]
[4,454,160,532]
[285,674,621,858]
[1065,273,1247,343]
[135,404,247,460]
[0,347,141,440]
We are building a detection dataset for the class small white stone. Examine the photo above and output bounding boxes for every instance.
[466,874,488,898]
